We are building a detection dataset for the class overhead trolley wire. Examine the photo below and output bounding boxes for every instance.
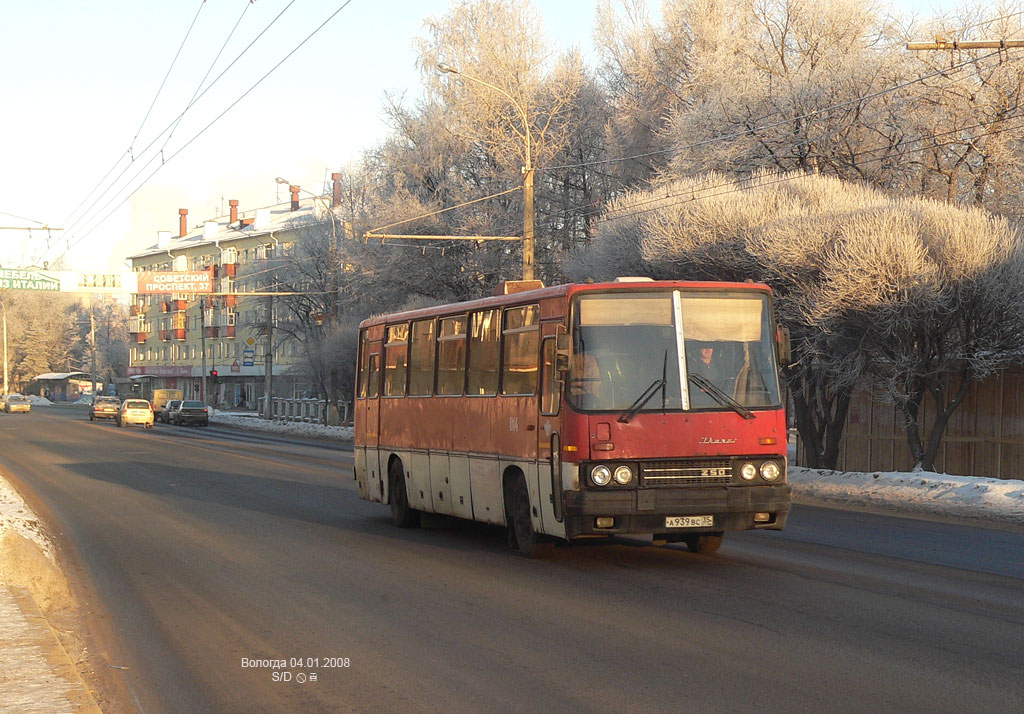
[56,0,299,248]
[50,0,356,267]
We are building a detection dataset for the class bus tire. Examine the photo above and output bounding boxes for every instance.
[683,532,723,554]
[505,472,552,558]
[389,459,419,528]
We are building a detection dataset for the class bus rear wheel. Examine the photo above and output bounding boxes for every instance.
[388,460,419,528]
[505,473,552,558]
[683,532,723,554]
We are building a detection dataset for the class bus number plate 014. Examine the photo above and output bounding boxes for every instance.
[665,515,713,528]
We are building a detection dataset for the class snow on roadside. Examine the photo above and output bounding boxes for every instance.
[790,467,1024,527]
[25,395,53,407]
[210,410,354,441]
[0,475,55,563]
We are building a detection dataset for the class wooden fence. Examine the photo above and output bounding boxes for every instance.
[828,369,1024,480]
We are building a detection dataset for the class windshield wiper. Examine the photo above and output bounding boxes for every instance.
[618,378,665,423]
[619,350,669,424]
[688,373,755,420]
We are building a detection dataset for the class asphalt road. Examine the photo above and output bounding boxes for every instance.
[1,408,1022,714]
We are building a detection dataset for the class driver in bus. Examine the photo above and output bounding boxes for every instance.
[688,342,722,382]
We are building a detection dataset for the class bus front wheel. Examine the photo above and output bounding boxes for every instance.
[683,532,723,554]
[388,460,419,528]
[505,473,552,558]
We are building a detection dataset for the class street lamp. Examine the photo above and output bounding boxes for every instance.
[1,300,7,396]
[437,62,535,281]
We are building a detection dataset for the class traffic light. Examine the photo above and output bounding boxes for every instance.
[210,369,218,378]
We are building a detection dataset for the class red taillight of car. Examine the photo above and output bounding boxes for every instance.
[203,408,208,414]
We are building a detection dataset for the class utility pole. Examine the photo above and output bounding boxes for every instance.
[200,297,208,403]
[89,306,97,397]
[262,294,274,420]
[2,301,7,396]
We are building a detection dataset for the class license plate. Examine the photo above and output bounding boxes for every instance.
[665,515,713,528]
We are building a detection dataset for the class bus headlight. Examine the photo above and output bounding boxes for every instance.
[760,461,781,481]
[740,462,757,481]
[591,465,612,486]
[613,465,634,485]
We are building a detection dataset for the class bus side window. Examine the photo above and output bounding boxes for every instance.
[357,331,370,398]
[501,305,539,396]
[540,336,559,416]
[409,319,436,397]
[384,324,409,397]
[367,353,380,399]
[437,315,467,395]
[468,309,500,396]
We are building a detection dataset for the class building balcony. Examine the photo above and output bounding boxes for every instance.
[205,326,220,339]
[216,262,237,277]
[173,328,187,340]
[224,294,237,308]
[171,299,188,311]
[130,304,142,316]
[224,325,236,339]
[161,301,171,313]
[159,329,171,342]
[131,332,148,344]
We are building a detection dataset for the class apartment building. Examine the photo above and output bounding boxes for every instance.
[126,178,342,408]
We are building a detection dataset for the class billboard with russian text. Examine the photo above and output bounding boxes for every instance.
[136,269,214,294]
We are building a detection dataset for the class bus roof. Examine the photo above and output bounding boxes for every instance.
[358,279,773,329]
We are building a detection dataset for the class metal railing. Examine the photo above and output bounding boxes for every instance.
[256,397,350,425]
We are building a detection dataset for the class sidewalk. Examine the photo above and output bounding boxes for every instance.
[0,474,103,714]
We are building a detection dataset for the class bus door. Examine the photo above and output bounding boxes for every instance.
[359,334,384,502]
[539,325,564,526]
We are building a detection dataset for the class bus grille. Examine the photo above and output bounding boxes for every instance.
[640,460,732,487]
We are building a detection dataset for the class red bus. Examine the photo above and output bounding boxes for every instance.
[354,279,791,556]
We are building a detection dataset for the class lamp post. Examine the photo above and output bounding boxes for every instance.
[2,300,7,396]
[437,62,535,281]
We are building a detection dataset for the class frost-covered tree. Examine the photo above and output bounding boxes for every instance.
[566,170,1024,470]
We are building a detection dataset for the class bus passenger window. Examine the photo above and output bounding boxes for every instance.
[409,319,436,396]
[437,316,467,395]
[468,309,500,395]
[366,354,380,399]
[502,305,539,395]
[384,324,409,397]
[357,330,371,398]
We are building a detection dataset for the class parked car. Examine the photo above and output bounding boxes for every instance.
[89,395,121,421]
[117,399,154,429]
[161,399,183,424]
[173,400,209,427]
[3,394,31,414]
[151,388,183,422]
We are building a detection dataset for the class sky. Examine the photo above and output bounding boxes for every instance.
[0,0,967,274]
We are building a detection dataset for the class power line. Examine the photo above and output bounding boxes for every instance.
[51,0,345,267]
[131,0,207,157]
[57,0,299,244]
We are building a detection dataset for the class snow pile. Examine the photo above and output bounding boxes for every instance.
[0,475,55,563]
[25,396,53,407]
[210,411,354,441]
[790,467,1024,527]
[71,396,92,406]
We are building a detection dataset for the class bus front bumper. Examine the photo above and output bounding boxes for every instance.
[562,484,791,538]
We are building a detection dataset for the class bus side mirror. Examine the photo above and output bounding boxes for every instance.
[777,326,792,366]
[555,334,570,373]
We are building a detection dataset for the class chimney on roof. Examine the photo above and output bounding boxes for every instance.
[229,199,239,224]
[332,172,342,208]
[178,208,188,238]
[290,185,300,212]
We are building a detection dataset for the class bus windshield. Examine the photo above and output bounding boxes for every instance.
[568,290,781,413]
